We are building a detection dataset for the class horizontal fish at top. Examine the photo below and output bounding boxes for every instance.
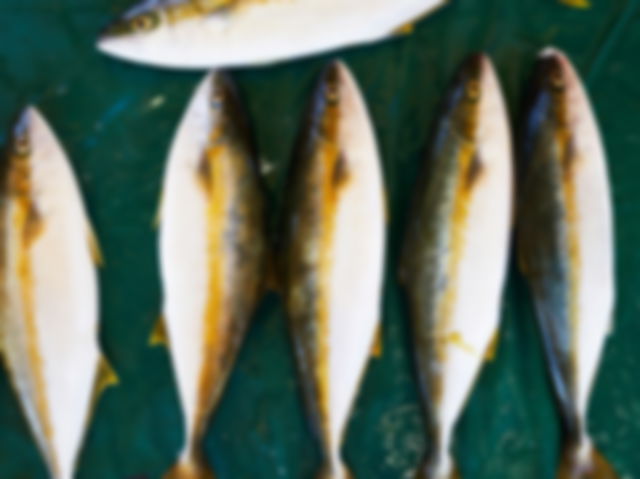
[280,61,386,479]
[158,71,268,478]
[97,0,446,70]
[0,107,115,479]
[399,54,512,479]
[517,48,617,479]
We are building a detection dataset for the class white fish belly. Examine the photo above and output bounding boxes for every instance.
[160,73,216,446]
[98,0,445,69]
[325,63,385,463]
[563,53,614,426]
[2,107,100,479]
[436,62,512,450]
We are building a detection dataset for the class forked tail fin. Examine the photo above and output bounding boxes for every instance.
[557,443,618,479]
[163,453,216,479]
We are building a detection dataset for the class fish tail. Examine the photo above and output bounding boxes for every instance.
[557,441,618,479]
[163,452,216,479]
[415,453,460,479]
[316,462,354,479]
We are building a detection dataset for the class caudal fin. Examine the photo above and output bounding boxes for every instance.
[557,444,618,479]
[414,454,460,479]
[316,462,354,479]
[163,455,216,479]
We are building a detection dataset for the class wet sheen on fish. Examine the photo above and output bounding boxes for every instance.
[97,0,446,70]
[158,72,268,479]
[517,48,617,479]
[280,61,386,479]
[0,107,113,479]
[399,54,512,479]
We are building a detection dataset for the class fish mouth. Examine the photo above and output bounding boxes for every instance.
[99,18,132,40]
[533,46,570,93]
[13,107,31,138]
[458,52,489,82]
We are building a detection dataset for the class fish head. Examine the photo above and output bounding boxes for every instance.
[6,109,34,198]
[531,48,573,126]
[97,0,170,65]
[10,109,31,159]
[446,53,488,141]
[101,10,162,38]
[311,61,343,127]
[206,71,255,154]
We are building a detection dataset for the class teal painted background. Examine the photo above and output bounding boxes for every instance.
[0,0,639,477]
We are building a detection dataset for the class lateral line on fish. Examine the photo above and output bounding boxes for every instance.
[558,126,582,391]
[317,95,342,449]
[434,140,477,371]
[193,122,229,446]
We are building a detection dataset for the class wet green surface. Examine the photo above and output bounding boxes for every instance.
[0,0,639,477]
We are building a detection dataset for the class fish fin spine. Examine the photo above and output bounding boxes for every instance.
[557,442,618,478]
[164,453,216,479]
[150,315,169,347]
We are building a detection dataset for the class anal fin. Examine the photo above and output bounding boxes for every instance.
[87,223,104,266]
[150,315,169,347]
[371,323,383,358]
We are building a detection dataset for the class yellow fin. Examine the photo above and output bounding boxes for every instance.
[446,331,475,355]
[87,223,104,267]
[95,357,119,395]
[150,315,169,347]
[484,331,499,362]
[153,193,163,229]
[394,22,415,36]
[559,0,590,8]
[371,323,383,358]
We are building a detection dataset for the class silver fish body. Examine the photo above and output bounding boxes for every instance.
[97,0,446,70]
[518,48,617,479]
[399,54,512,479]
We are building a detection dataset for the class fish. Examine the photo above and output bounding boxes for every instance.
[398,54,512,479]
[280,61,386,479]
[517,48,617,479]
[158,71,268,479]
[97,0,447,70]
[0,107,114,479]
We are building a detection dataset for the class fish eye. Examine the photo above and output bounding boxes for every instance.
[133,13,156,31]
[549,69,565,90]
[326,83,339,104]
[13,135,30,157]
[210,91,223,109]
[465,80,480,101]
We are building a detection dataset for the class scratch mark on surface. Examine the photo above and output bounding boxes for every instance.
[586,0,639,84]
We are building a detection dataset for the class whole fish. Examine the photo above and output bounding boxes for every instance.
[158,71,268,478]
[0,107,113,479]
[280,61,386,479]
[97,0,446,70]
[399,54,512,479]
[517,48,617,479]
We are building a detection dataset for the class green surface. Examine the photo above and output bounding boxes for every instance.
[0,0,639,477]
